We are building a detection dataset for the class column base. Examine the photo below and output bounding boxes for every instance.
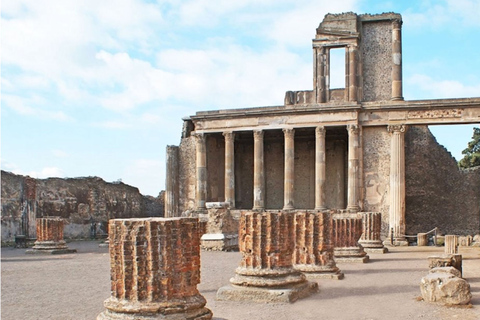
[301,270,344,280]
[358,240,388,253]
[200,233,238,251]
[293,264,344,280]
[26,248,77,255]
[334,247,369,263]
[216,281,318,303]
[383,239,409,247]
[98,295,212,320]
[363,247,388,254]
[26,241,76,254]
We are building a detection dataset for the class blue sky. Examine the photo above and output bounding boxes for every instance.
[2,0,479,196]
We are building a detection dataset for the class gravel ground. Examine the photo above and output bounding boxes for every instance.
[1,241,480,320]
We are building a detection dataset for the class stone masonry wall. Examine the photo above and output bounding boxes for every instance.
[405,125,480,235]
[1,171,164,241]
[178,135,196,213]
[362,21,392,102]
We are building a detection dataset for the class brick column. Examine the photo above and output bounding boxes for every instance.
[347,124,360,212]
[391,19,403,101]
[332,212,369,263]
[359,212,388,253]
[386,124,408,246]
[283,128,295,210]
[194,133,207,211]
[223,131,235,208]
[253,130,265,210]
[293,211,343,279]
[97,218,212,320]
[315,126,327,210]
[217,211,318,303]
[27,217,76,254]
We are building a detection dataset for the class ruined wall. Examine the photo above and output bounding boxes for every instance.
[362,126,390,235]
[265,131,284,209]
[405,125,480,235]
[206,133,225,202]
[294,135,315,209]
[361,21,392,102]
[178,136,196,213]
[1,171,164,241]
[235,133,254,209]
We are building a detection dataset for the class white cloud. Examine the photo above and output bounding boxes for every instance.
[122,159,164,196]
[52,150,68,158]
[407,74,480,99]
[0,159,64,179]
[2,94,73,121]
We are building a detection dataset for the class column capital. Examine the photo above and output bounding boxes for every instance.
[193,132,206,143]
[347,124,359,134]
[283,128,295,138]
[392,19,402,29]
[315,126,326,137]
[253,130,264,140]
[223,131,235,142]
[387,124,406,133]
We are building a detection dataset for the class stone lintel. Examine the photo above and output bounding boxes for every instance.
[216,281,318,303]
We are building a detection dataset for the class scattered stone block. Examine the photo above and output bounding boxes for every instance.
[420,268,471,305]
[217,211,318,303]
[428,254,462,277]
[429,266,461,278]
[445,235,458,254]
[26,217,76,255]
[458,235,472,247]
[97,218,212,320]
[200,207,239,251]
[472,234,480,247]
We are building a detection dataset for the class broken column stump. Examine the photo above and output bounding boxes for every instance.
[359,212,388,253]
[26,217,76,254]
[417,233,428,246]
[292,211,343,279]
[200,204,239,251]
[332,212,369,263]
[445,235,458,254]
[420,266,471,305]
[428,254,463,277]
[97,218,212,320]
[216,211,318,303]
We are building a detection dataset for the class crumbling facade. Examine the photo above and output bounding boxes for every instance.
[165,12,480,243]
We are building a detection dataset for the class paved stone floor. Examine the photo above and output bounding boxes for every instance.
[1,241,480,320]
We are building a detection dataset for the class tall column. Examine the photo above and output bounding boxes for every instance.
[347,124,360,212]
[165,145,179,217]
[216,211,318,303]
[27,217,76,254]
[315,126,327,210]
[391,19,403,101]
[283,128,295,210]
[194,133,207,210]
[253,130,265,210]
[387,124,407,245]
[347,45,358,102]
[97,218,212,320]
[223,131,235,208]
[314,47,327,103]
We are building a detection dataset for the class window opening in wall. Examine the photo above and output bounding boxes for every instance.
[329,47,346,89]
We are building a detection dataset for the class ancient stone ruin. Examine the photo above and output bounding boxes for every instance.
[97,217,212,320]
[164,12,480,246]
[25,217,76,254]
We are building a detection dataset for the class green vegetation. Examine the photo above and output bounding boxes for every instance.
[458,127,480,168]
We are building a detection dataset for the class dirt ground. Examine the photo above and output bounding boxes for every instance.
[1,241,480,320]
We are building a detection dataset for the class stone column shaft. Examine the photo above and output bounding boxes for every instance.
[445,235,459,254]
[392,19,403,101]
[194,133,207,210]
[223,131,235,208]
[284,128,295,210]
[315,126,327,210]
[165,145,179,217]
[98,218,212,320]
[315,47,327,103]
[253,130,265,210]
[387,125,407,245]
[347,125,360,212]
[348,46,358,102]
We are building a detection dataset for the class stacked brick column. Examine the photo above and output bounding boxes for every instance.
[359,212,388,253]
[332,212,369,263]
[217,211,317,303]
[26,217,76,254]
[97,218,212,320]
[292,211,343,279]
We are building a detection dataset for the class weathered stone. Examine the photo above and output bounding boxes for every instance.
[472,234,480,247]
[97,218,212,320]
[428,254,462,277]
[332,212,369,263]
[359,212,388,253]
[26,217,76,254]
[420,270,471,305]
[217,211,318,303]
[292,211,344,279]
[458,235,472,247]
[200,207,238,251]
[445,235,458,254]
[429,266,461,278]
[417,233,428,246]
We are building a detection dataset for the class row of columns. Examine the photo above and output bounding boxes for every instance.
[194,125,361,212]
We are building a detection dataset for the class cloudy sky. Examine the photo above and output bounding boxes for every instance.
[2,0,480,196]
